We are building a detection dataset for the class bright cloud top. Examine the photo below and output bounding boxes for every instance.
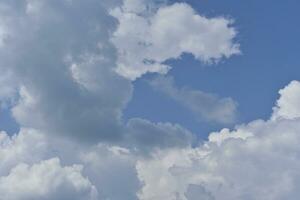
[111,0,240,80]
[0,158,98,200]
[272,80,300,120]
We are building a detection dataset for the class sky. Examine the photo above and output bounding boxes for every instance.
[125,0,300,137]
[3,0,300,137]
[1,0,300,199]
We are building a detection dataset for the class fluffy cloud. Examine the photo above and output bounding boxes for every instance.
[272,80,300,120]
[0,0,209,148]
[136,81,300,200]
[0,129,140,200]
[149,76,238,124]
[111,0,240,80]
[0,129,49,175]
[137,119,300,200]
[0,158,98,200]
[1,81,300,199]
[0,0,132,142]
[4,0,300,200]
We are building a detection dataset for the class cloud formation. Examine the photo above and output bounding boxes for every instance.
[111,0,240,80]
[0,129,140,200]
[0,0,132,143]
[0,158,98,200]
[2,0,300,200]
[272,80,300,120]
[2,80,300,199]
[0,0,193,147]
[136,80,300,200]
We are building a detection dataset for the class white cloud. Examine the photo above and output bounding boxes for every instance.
[0,129,49,176]
[149,76,238,124]
[2,1,300,200]
[272,80,300,120]
[0,158,98,200]
[137,118,300,200]
[1,80,300,199]
[0,129,139,200]
[111,1,240,80]
[0,0,195,148]
[136,81,300,200]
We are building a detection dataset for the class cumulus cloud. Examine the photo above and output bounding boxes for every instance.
[137,118,300,200]
[1,80,300,199]
[0,0,133,142]
[149,76,238,124]
[136,81,300,200]
[0,158,98,200]
[111,0,240,80]
[0,129,49,175]
[272,80,300,120]
[5,0,300,200]
[0,0,210,148]
[0,129,140,200]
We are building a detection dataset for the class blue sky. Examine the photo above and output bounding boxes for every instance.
[125,0,300,137]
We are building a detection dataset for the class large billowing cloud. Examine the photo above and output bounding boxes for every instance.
[0,0,239,144]
[2,0,300,200]
[111,0,240,80]
[136,81,300,200]
[0,0,197,146]
[0,0,132,142]
[0,80,300,199]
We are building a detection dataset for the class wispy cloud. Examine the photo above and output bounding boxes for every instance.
[149,76,238,124]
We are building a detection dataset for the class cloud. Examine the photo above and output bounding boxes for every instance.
[124,118,194,153]
[0,0,133,142]
[1,81,300,199]
[185,184,214,200]
[0,129,140,200]
[0,70,17,108]
[80,144,140,200]
[272,80,300,120]
[110,0,240,80]
[149,76,238,124]
[137,119,300,200]
[0,129,49,175]
[0,0,209,148]
[4,1,300,200]
[0,158,98,200]
[136,81,300,200]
